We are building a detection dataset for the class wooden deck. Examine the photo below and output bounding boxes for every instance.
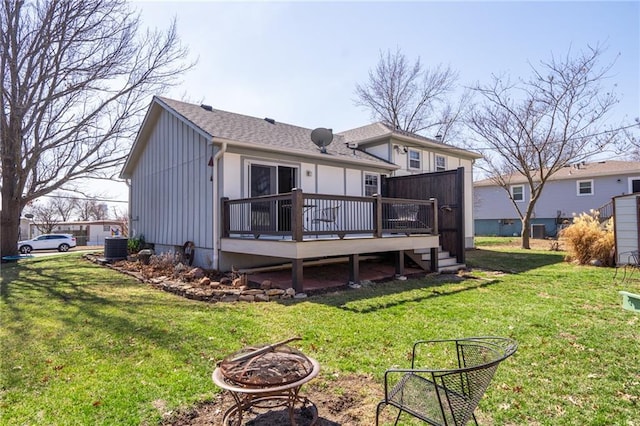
[221,190,440,292]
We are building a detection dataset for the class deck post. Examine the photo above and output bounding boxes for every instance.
[395,250,405,276]
[221,197,230,238]
[430,247,439,272]
[291,188,304,242]
[373,194,382,238]
[292,258,304,293]
[349,254,360,283]
[430,197,438,235]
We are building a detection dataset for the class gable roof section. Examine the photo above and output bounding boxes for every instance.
[338,122,482,160]
[474,160,640,187]
[121,97,398,178]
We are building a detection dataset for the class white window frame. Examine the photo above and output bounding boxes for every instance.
[435,155,446,172]
[364,173,380,196]
[511,185,524,202]
[408,149,421,170]
[628,176,640,193]
[577,179,593,196]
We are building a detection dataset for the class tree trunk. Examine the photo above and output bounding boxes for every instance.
[521,215,531,249]
[1,166,22,258]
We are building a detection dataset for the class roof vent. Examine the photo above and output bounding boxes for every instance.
[200,104,213,112]
[264,118,276,125]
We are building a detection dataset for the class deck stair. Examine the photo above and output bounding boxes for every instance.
[407,247,466,273]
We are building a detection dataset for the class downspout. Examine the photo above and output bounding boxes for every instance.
[212,140,227,270]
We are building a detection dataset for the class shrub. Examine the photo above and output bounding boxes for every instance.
[560,210,614,266]
[127,235,146,254]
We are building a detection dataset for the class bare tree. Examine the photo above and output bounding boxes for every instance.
[468,45,625,249]
[354,48,468,141]
[76,199,109,221]
[49,195,78,222]
[27,200,60,235]
[617,119,640,159]
[0,0,194,257]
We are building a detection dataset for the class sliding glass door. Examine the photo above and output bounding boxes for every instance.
[249,164,297,232]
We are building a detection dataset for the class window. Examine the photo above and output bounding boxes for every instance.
[103,225,111,232]
[408,149,421,170]
[511,185,524,202]
[364,173,379,196]
[435,155,446,172]
[577,180,593,196]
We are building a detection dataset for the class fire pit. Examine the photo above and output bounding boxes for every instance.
[212,337,320,425]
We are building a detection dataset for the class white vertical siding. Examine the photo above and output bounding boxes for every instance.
[461,159,475,248]
[222,153,242,199]
[615,195,639,264]
[317,165,345,194]
[345,169,362,196]
[300,162,316,193]
[130,109,213,262]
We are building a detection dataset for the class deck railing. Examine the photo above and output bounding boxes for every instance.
[595,200,614,222]
[221,189,437,241]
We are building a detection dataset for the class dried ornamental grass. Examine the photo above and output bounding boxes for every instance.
[560,210,614,266]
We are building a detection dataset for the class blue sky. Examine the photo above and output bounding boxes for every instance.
[102,0,639,203]
[135,0,639,132]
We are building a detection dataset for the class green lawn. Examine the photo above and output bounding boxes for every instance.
[1,240,639,425]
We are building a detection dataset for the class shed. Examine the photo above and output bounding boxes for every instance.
[613,193,640,265]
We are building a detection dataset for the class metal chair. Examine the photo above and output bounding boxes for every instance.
[614,250,640,283]
[386,203,431,235]
[311,205,340,230]
[376,337,518,426]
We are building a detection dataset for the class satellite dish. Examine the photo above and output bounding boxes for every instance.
[311,128,333,153]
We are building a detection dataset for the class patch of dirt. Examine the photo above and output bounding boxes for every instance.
[161,373,394,426]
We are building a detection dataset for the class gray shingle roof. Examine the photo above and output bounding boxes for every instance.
[474,160,640,186]
[337,121,481,159]
[157,97,394,167]
[338,122,392,143]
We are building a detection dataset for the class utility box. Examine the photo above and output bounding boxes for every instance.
[531,224,546,239]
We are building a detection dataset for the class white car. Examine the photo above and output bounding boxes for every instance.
[18,234,77,254]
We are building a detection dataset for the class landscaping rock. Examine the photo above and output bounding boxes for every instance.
[255,294,270,302]
[260,280,272,290]
[241,289,264,296]
[187,267,205,279]
[199,277,211,286]
[138,249,154,265]
[239,295,255,302]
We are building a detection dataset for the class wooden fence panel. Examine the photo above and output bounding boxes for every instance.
[382,168,465,263]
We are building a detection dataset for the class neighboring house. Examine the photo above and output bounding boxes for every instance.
[613,193,640,265]
[31,220,124,245]
[120,96,480,290]
[474,161,640,238]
